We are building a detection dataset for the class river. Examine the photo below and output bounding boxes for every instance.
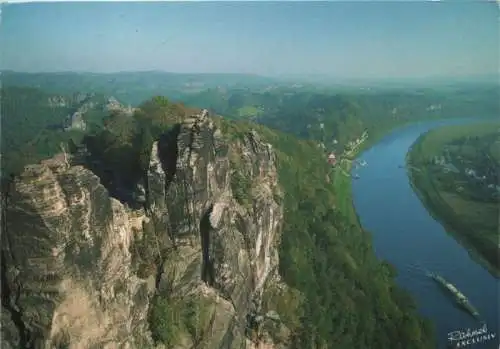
[351,119,499,349]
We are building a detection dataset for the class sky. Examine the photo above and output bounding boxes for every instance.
[1,1,498,79]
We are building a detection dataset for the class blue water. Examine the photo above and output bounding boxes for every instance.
[352,119,500,349]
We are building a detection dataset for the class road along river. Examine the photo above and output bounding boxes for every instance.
[351,119,499,349]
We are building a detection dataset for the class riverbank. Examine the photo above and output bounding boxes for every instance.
[405,125,500,278]
[332,121,404,223]
[350,119,500,349]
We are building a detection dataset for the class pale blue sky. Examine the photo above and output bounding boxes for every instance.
[1,1,498,79]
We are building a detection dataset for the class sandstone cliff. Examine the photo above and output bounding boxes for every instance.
[1,110,290,349]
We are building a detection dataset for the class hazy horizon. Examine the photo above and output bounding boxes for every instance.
[2,2,498,80]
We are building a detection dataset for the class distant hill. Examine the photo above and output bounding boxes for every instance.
[274,73,500,90]
[2,73,497,179]
[1,70,283,106]
[181,84,499,154]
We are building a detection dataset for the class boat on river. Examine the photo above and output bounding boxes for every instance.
[427,272,480,319]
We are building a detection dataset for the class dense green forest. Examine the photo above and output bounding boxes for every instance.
[1,86,86,176]
[407,123,500,277]
[2,87,119,179]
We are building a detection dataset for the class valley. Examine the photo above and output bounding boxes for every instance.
[2,2,498,347]
[1,73,498,349]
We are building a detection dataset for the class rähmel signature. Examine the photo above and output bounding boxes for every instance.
[448,323,497,348]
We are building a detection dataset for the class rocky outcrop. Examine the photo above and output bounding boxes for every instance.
[106,97,135,116]
[1,109,289,349]
[47,96,70,108]
[63,95,136,132]
[63,95,97,131]
[145,110,286,348]
[64,111,87,131]
[1,154,153,349]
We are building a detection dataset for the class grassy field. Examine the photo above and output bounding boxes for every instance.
[407,122,500,277]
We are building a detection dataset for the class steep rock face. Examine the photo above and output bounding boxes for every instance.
[1,154,153,349]
[145,110,286,348]
[1,110,288,349]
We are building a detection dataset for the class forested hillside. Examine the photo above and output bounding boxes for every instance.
[1,86,83,177]
[182,84,499,153]
[4,73,497,178]
[1,87,126,179]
